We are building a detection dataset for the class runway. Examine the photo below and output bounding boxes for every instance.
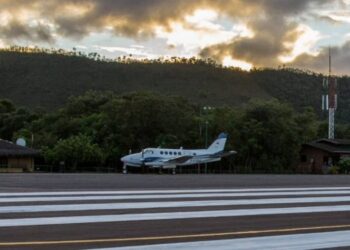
[2,182,350,249]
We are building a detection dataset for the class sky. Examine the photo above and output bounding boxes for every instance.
[0,0,350,74]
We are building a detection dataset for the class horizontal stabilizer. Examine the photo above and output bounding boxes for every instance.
[210,150,237,158]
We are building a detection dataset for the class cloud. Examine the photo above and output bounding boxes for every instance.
[316,10,350,24]
[200,0,334,67]
[154,9,242,55]
[0,39,6,48]
[279,24,321,63]
[0,0,348,73]
[222,56,253,71]
[0,20,54,43]
[287,41,350,75]
[199,17,298,67]
[0,0,329,41]
[0,0,208,42]
[93,45,158,58]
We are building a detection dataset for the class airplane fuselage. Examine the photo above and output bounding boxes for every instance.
[120,133,235,173]
[121,147,221,168]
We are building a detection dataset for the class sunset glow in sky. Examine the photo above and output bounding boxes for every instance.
[0,0,350,74]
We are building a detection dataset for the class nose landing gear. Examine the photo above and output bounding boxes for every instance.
[123,164,128,174]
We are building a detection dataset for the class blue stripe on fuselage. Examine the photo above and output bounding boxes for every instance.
[143,157,161,163]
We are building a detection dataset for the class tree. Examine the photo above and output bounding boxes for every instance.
[236,99,306,173]
[294,107,318,143]
[0,91,327,173]
[101,92,198,152]
[44,134,103,171]
[0,100,38,141]
[338,158,350,174]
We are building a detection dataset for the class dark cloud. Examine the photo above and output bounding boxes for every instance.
[0,20,53,43]
[0,0,210,40]
[200,0,335,67]
[0,0,348,73]
[0,0,326,40]
[317,15,343,24]
[251,0,323,14]
[42,0,208,38]
[288,42,350,75]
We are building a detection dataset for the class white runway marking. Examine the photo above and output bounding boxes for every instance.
[4,188,350,249]
[3,196,350,213]
[95,230,350,250]
[3,190,350,203]
[2,204,350,227]
[1,187,350,197]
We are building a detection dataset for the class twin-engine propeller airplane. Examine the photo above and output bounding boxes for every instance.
[121,133,236,174]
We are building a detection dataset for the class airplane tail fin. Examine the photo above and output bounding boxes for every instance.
[207,133,228,154]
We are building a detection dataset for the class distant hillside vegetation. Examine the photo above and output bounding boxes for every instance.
[1,49,350,121]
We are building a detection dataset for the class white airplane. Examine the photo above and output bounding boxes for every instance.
[120,133,236,174]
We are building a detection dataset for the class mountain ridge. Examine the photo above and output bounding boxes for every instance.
[1,50,350,121]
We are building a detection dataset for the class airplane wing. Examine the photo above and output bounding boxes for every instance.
[164,155,193,164]
[144,155,193,166]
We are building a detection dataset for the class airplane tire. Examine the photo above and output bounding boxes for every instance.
[123,164,128,174]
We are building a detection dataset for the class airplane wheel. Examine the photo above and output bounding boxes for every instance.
[123,164,128,174]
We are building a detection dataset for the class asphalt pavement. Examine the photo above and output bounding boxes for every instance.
[1,173,350,191]
[0,174,350,249]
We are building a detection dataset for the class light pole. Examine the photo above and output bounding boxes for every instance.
[203,106,213,174]
[205,120,208,148]
[203,106,213,147]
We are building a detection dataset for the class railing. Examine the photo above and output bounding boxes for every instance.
[0,164,8,169]
[34,165,117,173]
[0,164,24,173]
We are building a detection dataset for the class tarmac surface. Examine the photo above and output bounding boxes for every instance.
[1,173,350,191]
[0,174,350,249]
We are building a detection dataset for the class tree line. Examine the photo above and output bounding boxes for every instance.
[1,46,219,65]
[1,48,350,123]
[2,91,350,173]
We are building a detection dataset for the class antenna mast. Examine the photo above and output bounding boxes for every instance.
[329,47,331,76]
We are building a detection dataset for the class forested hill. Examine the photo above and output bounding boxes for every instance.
[1,50,350,121]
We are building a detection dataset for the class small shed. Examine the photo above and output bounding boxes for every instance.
[299,139,350,174]
[0,139,39,173]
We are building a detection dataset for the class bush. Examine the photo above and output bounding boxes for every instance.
[339,158,350,174]
[328,166,340,175]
